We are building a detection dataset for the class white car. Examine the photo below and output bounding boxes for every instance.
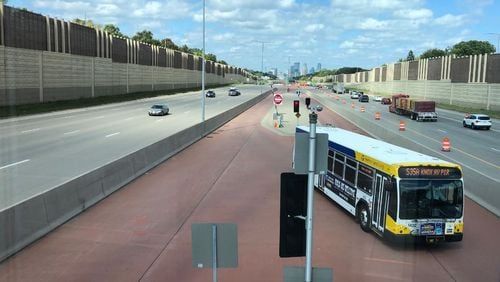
[373,95,382,102]
[463,114,491,130]
[350,92,359,99]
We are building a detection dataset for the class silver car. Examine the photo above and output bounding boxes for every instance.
[148,104,169,116]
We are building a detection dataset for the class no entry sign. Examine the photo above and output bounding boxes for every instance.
[274,93,283,105]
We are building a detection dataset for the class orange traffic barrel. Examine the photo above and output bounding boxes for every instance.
[442,138,451,152]
[375,112,380,120]
[351,103,355,109]
[360,106,365,112]
[399,121,405,131]
[335,96,339,100]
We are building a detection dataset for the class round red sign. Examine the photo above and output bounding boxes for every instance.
[274,94,283,105]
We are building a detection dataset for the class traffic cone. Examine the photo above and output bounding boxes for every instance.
[335,96,339,100]
[375,112,380,120]
[351,103,355,109]
[274,121,278,128]
[441,138,451,152]
[361,106,365,113]
[399,121,405,131]
[342,99,346,104]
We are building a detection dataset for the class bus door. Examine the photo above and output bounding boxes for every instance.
[372,174,389,232]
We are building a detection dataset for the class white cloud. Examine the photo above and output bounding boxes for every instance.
[434,14,465,27]
[340,41,354,48]
[304,24,324,32]
[394,8,433,19]
[358,18,390,30]
[213,33,235,41]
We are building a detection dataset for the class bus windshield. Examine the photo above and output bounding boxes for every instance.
[399,179,463,219]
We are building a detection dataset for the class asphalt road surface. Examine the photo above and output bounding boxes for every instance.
[0,84,266,209]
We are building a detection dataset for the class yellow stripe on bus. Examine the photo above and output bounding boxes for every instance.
[385,215,411,235]
[354,152,397,176]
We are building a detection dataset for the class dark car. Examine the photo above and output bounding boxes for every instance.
[228,87,241,96]
[206,90,216,98]
[358,94,369,102]
[148,104,169,116]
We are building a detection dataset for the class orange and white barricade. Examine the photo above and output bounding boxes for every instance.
[399,121,405,131]
[441,138,451,152]
[375,112,380,120]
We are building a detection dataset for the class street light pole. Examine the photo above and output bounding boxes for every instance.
[201,0,206,122]
[261,42,264,94]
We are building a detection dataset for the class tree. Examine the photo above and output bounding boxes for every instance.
[72,18,100,28]
[420,48,447,59]
[161,38,179,50]
[103,24,128,38]
[132,30,160,45]
[205,53,217,62]
[218,60,228,65]
[450,40,495,56]
[406,50,415,61]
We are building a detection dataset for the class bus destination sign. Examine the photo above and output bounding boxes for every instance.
[398,166,462,179]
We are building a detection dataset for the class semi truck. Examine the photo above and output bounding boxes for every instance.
[389,94,437,121]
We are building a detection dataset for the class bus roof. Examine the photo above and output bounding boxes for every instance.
[296,126,460,175]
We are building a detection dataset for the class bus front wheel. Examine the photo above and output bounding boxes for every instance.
[358,205,371,233]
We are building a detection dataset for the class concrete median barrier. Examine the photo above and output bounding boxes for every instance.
[0,90,271,262]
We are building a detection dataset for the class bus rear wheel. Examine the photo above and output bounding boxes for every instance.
[358,204,371,233]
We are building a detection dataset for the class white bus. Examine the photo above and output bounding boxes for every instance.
[296,126,464,243]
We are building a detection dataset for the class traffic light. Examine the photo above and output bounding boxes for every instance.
[279,173,307,258]
[305,97,311,109]
[293,100,300,113]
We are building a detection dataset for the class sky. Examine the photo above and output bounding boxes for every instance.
[8,0,500,75]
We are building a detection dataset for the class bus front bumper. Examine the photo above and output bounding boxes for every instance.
[384,231,463,244]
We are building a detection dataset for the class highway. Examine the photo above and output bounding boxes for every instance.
[306,87,500,215]
[0,84,266,210]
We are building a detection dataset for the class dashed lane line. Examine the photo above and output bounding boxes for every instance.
[0,159,30,170]
[105,132,120,138]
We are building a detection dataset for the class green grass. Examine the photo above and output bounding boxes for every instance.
[0,84,232,119]
[436,103,500,119]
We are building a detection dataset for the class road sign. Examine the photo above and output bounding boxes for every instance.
[274,93,283,105]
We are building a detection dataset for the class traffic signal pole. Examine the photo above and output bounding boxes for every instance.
[305,111,318,282]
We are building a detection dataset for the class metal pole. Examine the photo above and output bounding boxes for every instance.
[201,0,206,122]
[212,224,217,282]
[305,112,317,282]
[260,42,264,94]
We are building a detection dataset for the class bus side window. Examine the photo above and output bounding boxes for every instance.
[328,150,334,173]
[333,153,345,177]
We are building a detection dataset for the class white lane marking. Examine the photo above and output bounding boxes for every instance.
[105,132,120,138]
[21,128,41,134]
[492,148,500,153]
[95,116,105,119]
[184,111,191,114]
[437,129,447,133]
[124,117,134,121]
[0,159,30,170]
[63,130,80,135]
[155,119,164,122]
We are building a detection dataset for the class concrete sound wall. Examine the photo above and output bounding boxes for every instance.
[348,80,500,111]
[0,89,271,263]
[0,46,247,106]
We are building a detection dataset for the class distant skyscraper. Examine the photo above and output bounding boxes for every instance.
[317,63,322,72]
[302,63,308,75]
[269,68,278,77]
[310,67,315,74]
[293,62,300,77]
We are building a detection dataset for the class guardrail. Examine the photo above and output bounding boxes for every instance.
[0,90,271,262]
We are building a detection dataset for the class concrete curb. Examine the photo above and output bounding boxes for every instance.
[0,90,271,262]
